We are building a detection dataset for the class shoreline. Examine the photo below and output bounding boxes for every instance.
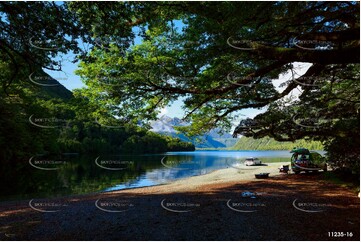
[106,161,290,195]
[0,162,290,203]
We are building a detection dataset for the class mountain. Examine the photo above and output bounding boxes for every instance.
[230,136,324,150]
[150,116,188,133]
[35,70,73,100]
[150,116,238,148]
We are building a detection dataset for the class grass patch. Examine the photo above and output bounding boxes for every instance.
[321,171,360,194]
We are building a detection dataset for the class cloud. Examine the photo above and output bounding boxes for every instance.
[158,107,168,117]
[273,62,312,92]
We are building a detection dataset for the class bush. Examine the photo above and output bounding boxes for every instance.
[324,135,360,175]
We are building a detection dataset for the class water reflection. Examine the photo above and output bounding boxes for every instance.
[0,151,293,200]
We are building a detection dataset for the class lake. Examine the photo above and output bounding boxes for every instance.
[1,150,309,201]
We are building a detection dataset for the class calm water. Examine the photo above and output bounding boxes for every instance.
[1,150,311,200]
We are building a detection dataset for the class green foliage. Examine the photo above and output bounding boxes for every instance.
[165,136,195,152]
[324,135,360,174]
[231,136,323,151]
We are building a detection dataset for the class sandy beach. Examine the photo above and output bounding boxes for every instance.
[115,162,291,195]
[0,162,359,241]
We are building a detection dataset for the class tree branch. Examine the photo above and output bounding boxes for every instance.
[249,44,359,64]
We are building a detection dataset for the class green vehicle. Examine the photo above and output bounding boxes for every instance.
[290,148,327,174]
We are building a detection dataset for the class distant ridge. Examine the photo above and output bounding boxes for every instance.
[33,70,73,100]
[150,115,238,148]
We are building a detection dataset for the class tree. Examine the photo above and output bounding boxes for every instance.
[72,1,359,129]
[0,1,87,161]
[73,2,359,170]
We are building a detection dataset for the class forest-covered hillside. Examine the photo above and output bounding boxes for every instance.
[0,70,194,164]
[231,136,323,151]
